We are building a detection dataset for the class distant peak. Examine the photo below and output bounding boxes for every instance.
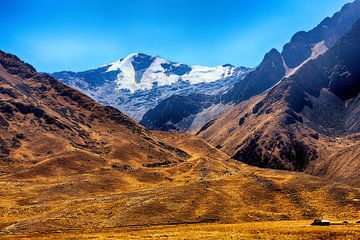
[136,52,152,57]
[268,48,281,55]
[222,64,235,68]
[261,49,282,63]
[124,52,157,60]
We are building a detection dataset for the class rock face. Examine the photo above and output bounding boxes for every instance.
[224,0,360,105]
[198,19,360,186]
[0,50,190,173]
[140,94,217,131]
[138,73,250,132]
[223,49,285,104]
[290,19,360,135]
[282,0,360,68]
[52,53,249,121]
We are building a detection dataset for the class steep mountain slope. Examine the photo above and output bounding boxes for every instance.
[198,19,360,186]
[224,0,360,105]
[140,94,217,131]
[0,50,191,174]
[139,74,249,132]
[223,48,285,104]
[282,0,360,68]
[140,0,360,132]
[52,53,249,120]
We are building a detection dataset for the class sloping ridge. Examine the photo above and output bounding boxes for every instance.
[198,19,360,186]
[223,0,360,105]
[0,49,190,174]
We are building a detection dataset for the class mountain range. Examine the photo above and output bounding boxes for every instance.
[49,0,360,182]
[1,0,360,238]
[141,0,360,132]
[52,54,249,121]
[0,48,359,236]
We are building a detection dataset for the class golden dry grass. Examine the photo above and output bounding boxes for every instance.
[1,221,359,239]
[0,132,359,238]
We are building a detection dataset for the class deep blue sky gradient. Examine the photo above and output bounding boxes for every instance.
[0,0,351,72]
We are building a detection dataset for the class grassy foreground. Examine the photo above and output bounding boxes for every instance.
[1,221,359,240]
[1,133,359,238]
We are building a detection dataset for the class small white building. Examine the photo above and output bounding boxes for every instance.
[311,219,331,226]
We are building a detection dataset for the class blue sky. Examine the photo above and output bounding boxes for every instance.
[1,0,351,72]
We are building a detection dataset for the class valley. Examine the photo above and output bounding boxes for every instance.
[0,131,359,237]
[1,0,360,239]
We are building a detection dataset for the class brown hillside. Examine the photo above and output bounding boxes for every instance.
[0,131,359,235]
[198,20,360,186]
[0,50,190,175]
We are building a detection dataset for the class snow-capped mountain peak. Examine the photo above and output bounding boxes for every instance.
[52,53,249,120]
[103,53,238,93]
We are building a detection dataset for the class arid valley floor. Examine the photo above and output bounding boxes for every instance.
[0,132,359,239]
[1,221,360,239]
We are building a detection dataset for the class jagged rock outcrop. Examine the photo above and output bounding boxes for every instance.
[223,49,285,104]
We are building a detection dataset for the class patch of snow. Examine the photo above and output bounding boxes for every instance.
[310,40,328,59]
[283,41,328,79]
[140,57,182,90]
[282,57,292,77]
[106,53,139,72]
[181,65,235,85]
[104,53,241,93]
[269,41,329,92]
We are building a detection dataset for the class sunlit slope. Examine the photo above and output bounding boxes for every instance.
[1,132,359,234]
[198,19,360,186]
